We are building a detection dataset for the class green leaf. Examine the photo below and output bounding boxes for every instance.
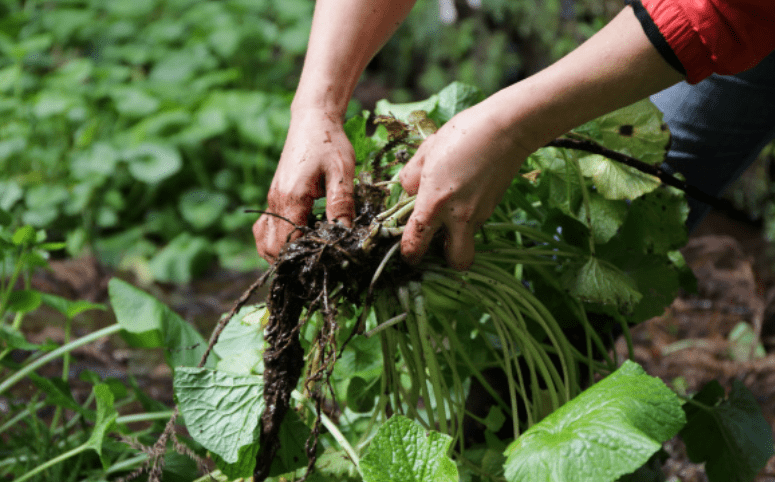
[213,442,260,479]
[361,415,458,482]
[268,409,312,477]
[578,155,661,201]
[110,86,160,117]
[617,187,689,255]
[148,233,214,284]
[32,90,80,118]
[503,360,685,482]
[344,114,378,164]
[28,373,89,417]
[70,142,120,179]
[86,383,119,469]
[564,257,642,313]
[435,81,484,123]
[6,289,42,314]
[40,293,106,319]
[12,225,36,246]
[179,189,230,230]
[108,278,211,369]
[727,322,766,362]
[681,380,774,482]
[0,180,23,211]
[375,95,440,124]
[0,208,11,227]
[333,334,383,381]
[573,99,670,166]
[623,255,682,324]
[124,143,183,183]
[0,325,48,351]
[212,305,265,376]
[576,194,628,245]
[173,367,264,465]
[346,375,379,413]
[314,447,361,481]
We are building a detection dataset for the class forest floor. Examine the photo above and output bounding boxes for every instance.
[619,211,775,481]
[18,209,775,481]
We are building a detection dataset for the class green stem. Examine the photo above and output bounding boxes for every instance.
[0,400,44,435]
[51,316,75,431]
[397,287,435,427]
[116,411,175,425]
[14,442,88,482]
[567,152,596,255]
[410,282,448,434]
[0,246,27,317]
[0,324,122,396]
[104,454,149,475]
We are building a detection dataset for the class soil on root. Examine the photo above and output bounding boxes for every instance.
[253,188,412,481]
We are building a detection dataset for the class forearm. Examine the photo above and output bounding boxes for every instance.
[491,6,684,154]
[292,0,417,118]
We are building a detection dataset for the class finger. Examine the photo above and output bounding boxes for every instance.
[325,156,355,227]
[399,151,424,195]
[401,201,443,265]
[253,193,311,261]
[443,219,477,271]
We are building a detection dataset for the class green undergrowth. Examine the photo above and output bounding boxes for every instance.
[1,83,772,481]
[0,0,318,281]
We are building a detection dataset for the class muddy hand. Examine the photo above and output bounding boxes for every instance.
[399,100,530,270]
[253,109,355,262]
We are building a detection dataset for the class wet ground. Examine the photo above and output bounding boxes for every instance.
[9,209,775,480]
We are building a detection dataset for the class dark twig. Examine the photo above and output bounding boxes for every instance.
[199,268,274,368]
[244,209,306,230]
[546,137,726,210]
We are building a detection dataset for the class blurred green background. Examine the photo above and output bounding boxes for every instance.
[0,0,668,284]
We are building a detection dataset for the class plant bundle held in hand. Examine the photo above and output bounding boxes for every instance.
[155,83,772,482]
[247,99,591,479]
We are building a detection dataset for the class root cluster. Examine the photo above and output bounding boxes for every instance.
[253,184,412,481]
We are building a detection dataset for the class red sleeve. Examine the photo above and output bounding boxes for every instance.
[641,0,775,83]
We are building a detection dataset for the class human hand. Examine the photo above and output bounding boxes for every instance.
[399,99,531,270]
[253,108,355,262]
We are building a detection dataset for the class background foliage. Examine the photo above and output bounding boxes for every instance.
[0,0,620,282]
